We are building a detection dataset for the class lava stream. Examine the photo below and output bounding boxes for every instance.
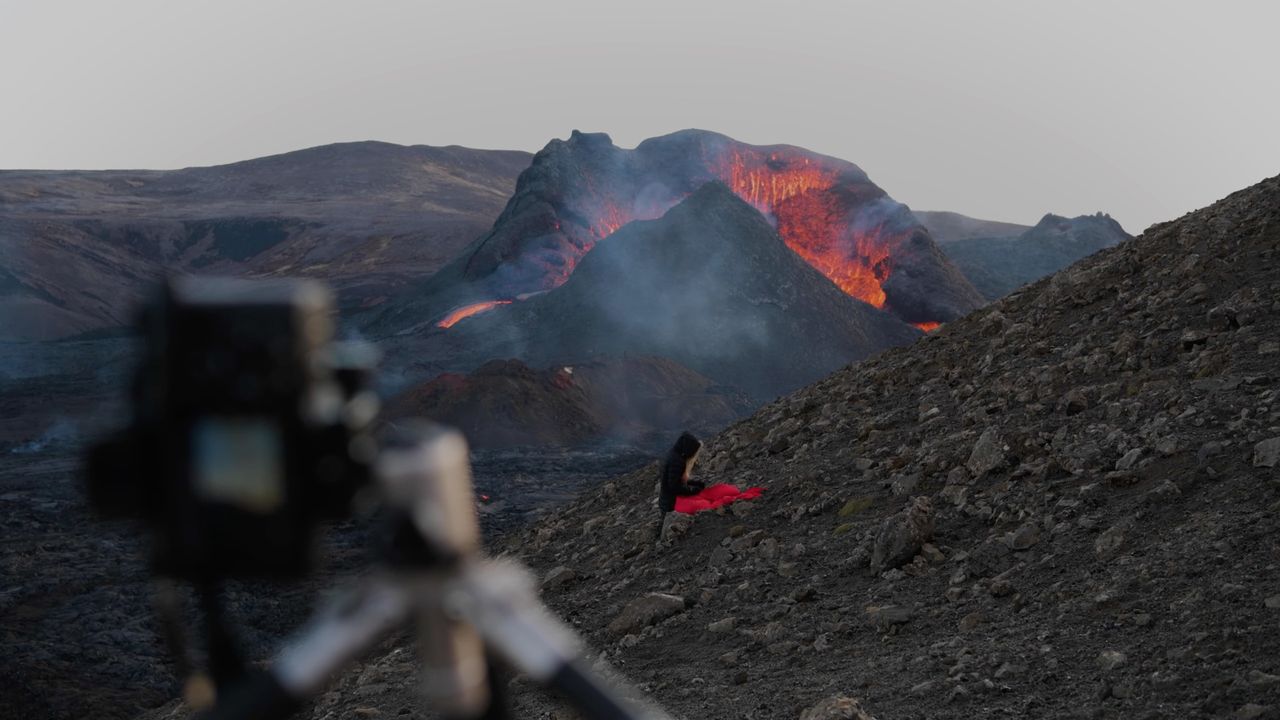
[714,149,894,309]
[437,300,513,328]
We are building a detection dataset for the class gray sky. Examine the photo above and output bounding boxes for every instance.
[2,0,1277,232]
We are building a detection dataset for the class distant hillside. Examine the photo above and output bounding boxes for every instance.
[913,210,1032,242]
[0,141,531,340]
[940,213,1131,300]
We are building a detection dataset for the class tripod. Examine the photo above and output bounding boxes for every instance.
[193,423,670,720]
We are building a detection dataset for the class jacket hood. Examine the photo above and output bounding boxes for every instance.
[672,431,702,459]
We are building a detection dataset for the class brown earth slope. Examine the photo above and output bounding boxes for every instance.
[289,174,1280,720]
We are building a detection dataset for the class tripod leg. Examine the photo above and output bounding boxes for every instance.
[441,659,512,720]
[449,561,672,720]
[199,579,248,690]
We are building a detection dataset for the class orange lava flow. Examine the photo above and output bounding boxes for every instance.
[912,321,942,332]
[721,151,837,213]
[715,149,891,308]
[436,300,512,328]
[590,203,632,239]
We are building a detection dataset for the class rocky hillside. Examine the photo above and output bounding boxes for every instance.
[293,174,1280,720]
[385,355,754,449]
[0,142,530,340]
[941,213,1132,300]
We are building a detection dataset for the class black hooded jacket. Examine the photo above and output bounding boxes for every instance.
[657,432,704,513]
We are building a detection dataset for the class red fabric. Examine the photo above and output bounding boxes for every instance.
[674,483,764,514]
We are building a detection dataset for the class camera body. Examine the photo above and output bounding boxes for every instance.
[88,277,378,579]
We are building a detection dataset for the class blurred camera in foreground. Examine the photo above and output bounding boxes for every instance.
[86,277,379,579]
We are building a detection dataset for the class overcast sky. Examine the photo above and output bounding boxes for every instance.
[2,0,1277,232]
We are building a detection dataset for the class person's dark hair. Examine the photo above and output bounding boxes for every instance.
[672,431,702,459]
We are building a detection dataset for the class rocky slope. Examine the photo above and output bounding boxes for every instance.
[0,142,531,340]
[292,174,1279,720]
[941,213,1132,300]
[414,183,922,400]
[385,355,754,450]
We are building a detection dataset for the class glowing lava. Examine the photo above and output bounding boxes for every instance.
[590,203,633,240]
[437,300,513,328]
[719,150,837,211]
[912,321,941,333]
[713,149,894,309]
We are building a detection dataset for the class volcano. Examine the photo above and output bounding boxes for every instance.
[374,129,984,334]
[412,182,921,399]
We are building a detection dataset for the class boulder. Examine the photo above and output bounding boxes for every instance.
[967,429,1007,477]
[541,566,576,590]
[1254,437,1280,468]
[659,512,694,544]
[607,593,687,635]
[799,695,876,720]
[870,497,934,572]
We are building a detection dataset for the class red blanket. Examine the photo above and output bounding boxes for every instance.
[674,483,764,514]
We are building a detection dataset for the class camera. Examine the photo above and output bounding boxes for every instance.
[86,277,378,580]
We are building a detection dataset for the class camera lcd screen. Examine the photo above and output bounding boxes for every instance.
[192,418,285,513]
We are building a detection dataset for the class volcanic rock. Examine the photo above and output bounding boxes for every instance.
[1254,438,1280,468]
[865,605,914,629]
[870,496,934,572]
[707,617,736,634]
[607,593,687,635]
[541,566,576,590]
[659,511,694,545]
[798,695,876,720]
[966,429,1007,477]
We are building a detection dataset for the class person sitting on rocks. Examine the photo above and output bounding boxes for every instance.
[657,431,705,520]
